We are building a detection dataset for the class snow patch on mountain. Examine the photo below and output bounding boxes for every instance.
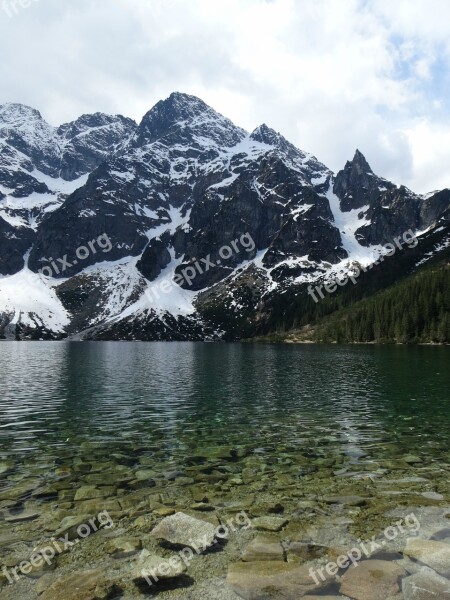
[325,179,381,265]
[0,267,70,331]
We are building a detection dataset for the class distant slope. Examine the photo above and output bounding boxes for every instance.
[313,254,449,344]
[255,222,450,344]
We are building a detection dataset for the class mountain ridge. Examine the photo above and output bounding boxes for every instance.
[0,93,448,341]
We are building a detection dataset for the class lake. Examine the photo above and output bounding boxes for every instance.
[0,342,449,599]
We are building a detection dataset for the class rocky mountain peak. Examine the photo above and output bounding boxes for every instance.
[350,149,373,174]
[57,112,136,141]
[1,93,449,342]
[133,92,245,148]
[334,149,395,211]
[250,123,280,145]
[0,102,44,126]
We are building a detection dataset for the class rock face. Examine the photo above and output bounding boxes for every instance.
[0,103,136,275]
[339,559,406,600]
[28,92,344,280]
[1,93,449,340]
[333,149,396,211]
[334,149,450,246]
[151,511,217,550]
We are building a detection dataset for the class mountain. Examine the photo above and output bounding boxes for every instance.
[0,103,136,275]
[0,93,448,341]
[253,222,450,344]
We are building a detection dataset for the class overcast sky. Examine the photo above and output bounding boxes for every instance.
[1,0,449,193]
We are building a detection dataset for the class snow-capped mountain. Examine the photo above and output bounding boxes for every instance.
[0,103,136,274]
[0,93,448,340]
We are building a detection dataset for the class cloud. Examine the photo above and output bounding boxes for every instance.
[0,0,449,192]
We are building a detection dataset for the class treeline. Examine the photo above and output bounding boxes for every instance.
[313,264,450,344]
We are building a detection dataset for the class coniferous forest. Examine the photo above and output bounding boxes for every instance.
[257,224,450,344]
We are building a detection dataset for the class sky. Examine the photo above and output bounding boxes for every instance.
[1,0,449,193]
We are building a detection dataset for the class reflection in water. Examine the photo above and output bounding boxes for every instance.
[0,342,449,471]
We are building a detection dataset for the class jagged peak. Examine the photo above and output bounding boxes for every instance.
[348,149,373,173]
[250,123,282,145]
[57,112,137,138]
[250,123,303,157]
[135,92,245,147]
[141,92,219,127]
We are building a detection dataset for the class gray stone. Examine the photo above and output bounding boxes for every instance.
[242,535,284,562]
[151,512,217,550]
[340,559,406,600]
[421,491,444,501]
[404,538,450,578]
[105,536,142,558]
[402,566,450,599]
[227,560,334,599]
[251,516,288,532]
[132,549,186,583]
[39,569,118,600]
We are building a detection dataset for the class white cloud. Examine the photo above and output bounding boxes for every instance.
[404,119,450,193]
[0,0,449,193]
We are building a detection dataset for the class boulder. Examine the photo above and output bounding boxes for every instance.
[151,512,217,550]
[227,560,334,599]
[105,536,142,558]
[251,516,288,532]
[39,569,118,600]
[402,566,450,599]
[340,559,406,600]
[404,538,450,578]
[242,535,285,562]
[132,549,186,584]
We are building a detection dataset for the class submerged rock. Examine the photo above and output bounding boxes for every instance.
[251,516,288,532]
[151,512,217,550]
[132,549,186,583]
[54,514,91,540]
[242,535,285,562]
[5,510,39,523]
[74,485,115,501]
[404,538,450,578]
[340,559,406,600]
[402,566,450,599]
[227,560,334,599]
[105,535,142,558]
[39,569,118,600]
